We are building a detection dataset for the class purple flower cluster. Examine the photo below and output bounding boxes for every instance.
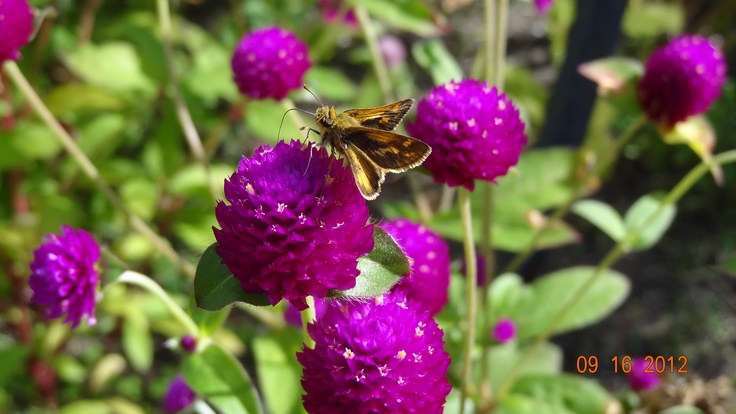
[627,358,660,391]
[534,0,553,15]
[0,0,34,62]
[407,79,528,190]
[381,218,450,316]
[297,290,451,413]
[231,27,312,100]
[492,318,516,343]
[638,35,727,129]
[162,374,197,413]
[213,140,373,310]
[29,226,100,329]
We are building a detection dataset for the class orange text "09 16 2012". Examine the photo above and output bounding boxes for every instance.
[575,355,688,374]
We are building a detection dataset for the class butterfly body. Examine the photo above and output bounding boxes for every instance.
[314,99,432,200]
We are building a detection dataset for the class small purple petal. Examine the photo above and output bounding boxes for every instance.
[492,318,516,343]
[162,374,196,413]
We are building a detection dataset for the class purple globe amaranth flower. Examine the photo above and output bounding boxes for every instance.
[638,34,727,129]
[180,335,197,353]
[231,27,312,100]
[284,298,329,327]
[319,0,357,26]
[29,226,100,329]
[380,218,450,316]
[628,358,661,391]
[492,318,516,343]
[0,0,34,63]
[534,0,553,15]
[162,374,196,413]
[407,79,528,190]
[214,140,374,310]
[379,35,406,70]
[297,290,451,413]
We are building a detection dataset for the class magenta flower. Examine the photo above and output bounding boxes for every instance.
[213,140,374,310]
[379,35,406,70]
[534,0,553,15]
[638,35,727,129]
[29,226,100,329]
[319,0,357,25]
[380,218,450,316]
[231,27,312,100]
[407,79,528,190]
[297,290,451,413]
[284,298,329,327]
[492,318,516,343]
[0,0,34,62]
[627,358,660,391]
[180,335,197,353]
[162,374,196,413]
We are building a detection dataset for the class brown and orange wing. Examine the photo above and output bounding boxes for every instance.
[342,127,431,173]
[343,99,414,131]
[341,144,385,200]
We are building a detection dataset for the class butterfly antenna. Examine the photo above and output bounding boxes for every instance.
[278,107,315,143]
[303,85,326,107]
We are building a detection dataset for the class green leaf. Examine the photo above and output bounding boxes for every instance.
[194,243,271,311]
[493,267,629,340]
[245,99,305,145]
[510,374,612,414]
[623,2,684,39]
[496,394,573,414]
[350,0,446,36]
[253,335,302,414]
[306,66,357,102]
[623,194,676,251]
[0,346,29,387]
[571,200,626,242]
[120,178,160,222]
[412,40,464,86]
[660,406,704,414]
[577,57,644,96]
[486,342,563,392]
[122,310,153,372]
[44,83,126,118]
[340,226,409,298]
[62,42,155,95]
[0,121,62,169]
[182,343,263,414]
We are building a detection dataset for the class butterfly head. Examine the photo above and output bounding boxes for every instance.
[314,106,336,129]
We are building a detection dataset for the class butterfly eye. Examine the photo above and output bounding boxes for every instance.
[321,117,333,127]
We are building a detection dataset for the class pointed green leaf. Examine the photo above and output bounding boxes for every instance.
[510,374,612,414]
[350,0,446,36]
[412,40,463,85]
[571,199,626,242]
[121,310,153,372]
[253,334,302,414]
[194,243,270,311]
[624,194,676,251]
[339,226,409,298]
[182,344,263,414]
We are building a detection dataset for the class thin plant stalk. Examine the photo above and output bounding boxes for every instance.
[458,187,478,414]
[4,62,197,278]
[156,0,220,201]
[496,149,736,398]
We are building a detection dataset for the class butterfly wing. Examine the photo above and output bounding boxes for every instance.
[340,144,385,200]
[343,127,432,173]
[343,99,414,131]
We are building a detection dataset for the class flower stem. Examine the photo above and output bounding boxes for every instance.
[4,62,196,278]
[155,0,220,202]
[111,271,199,335]
[354,5,394,102]
[496,149,736,398]
[458,187,478,414]
[502,115,647,275]
[301,296,317,349]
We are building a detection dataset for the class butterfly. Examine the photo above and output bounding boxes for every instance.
[307,90,432,200]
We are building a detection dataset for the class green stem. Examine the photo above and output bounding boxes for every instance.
[155,0,219,201]
[301,296,316,349]
[503,115,648,275]
[4,61,196,278]
[458,187,478,414]
[111,271,199,335]
[354,5,394,102]
[496,149,736,398]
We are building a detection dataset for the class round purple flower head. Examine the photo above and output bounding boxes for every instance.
[407,79,528,190]
[162,374,196,413]
[627,358,660,392]
[297,290,451,413]
[380,218,450,316]
[534,0,553,15]
[231,27,312,100]
[0,0,34,62]
[379,35,406,70]
[638,35,727,129]
[214,140,374,310]
[284,298,329,327]
[319,0,357,26]
[492,318,516,343]
[180,335,197,353]
[29,226,100,329]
